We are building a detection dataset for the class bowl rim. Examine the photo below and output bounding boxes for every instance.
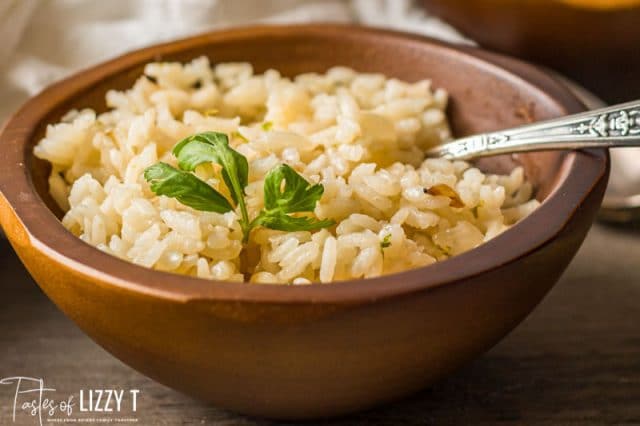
[0,24,608,304]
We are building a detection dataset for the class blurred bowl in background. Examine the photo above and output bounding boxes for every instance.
[421,0,640,103]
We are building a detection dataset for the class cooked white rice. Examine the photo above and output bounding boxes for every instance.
[34,57,539,284]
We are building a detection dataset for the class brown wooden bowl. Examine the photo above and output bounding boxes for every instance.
[0,25,608,419]
[421,0,640,103]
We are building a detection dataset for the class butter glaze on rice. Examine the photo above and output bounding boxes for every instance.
[34,57,539,284]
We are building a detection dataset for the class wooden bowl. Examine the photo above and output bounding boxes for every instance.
[421,0,640,103]
[0,25,608,419]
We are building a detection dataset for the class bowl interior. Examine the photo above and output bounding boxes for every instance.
[29,27,575,221]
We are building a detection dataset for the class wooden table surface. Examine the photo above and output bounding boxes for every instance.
[1,221,639,425]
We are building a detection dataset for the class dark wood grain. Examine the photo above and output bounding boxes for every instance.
[1,221,639,425]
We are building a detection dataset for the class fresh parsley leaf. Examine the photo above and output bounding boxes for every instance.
[252,211,335,232]
[172,131,251,239]
[173,131,249,206]
[261,121,273,131]
[143,163,233,213]
[256,164,334,232]
[263,164,325,213]
[146,132,334,247]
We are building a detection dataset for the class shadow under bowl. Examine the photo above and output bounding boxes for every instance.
[0,25,609,419]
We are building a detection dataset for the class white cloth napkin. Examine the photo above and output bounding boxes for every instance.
[0,0,634,201]
[0,0,467,121]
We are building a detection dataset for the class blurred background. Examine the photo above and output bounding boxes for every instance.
[422,0,640,104]
[0,0,468,121]
[3,0,639,122]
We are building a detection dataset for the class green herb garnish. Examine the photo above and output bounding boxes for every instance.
[380,233,392,250]
[231,130,249,142]
[144,163,233,213]
[251,164,335,232]
[380,233,392,258]
[144,131,334,244]
[261,121,273,131]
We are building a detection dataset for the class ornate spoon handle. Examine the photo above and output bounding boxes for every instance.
[426,99,640,160]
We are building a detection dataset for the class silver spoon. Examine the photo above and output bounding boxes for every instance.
[425,99,640,160]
